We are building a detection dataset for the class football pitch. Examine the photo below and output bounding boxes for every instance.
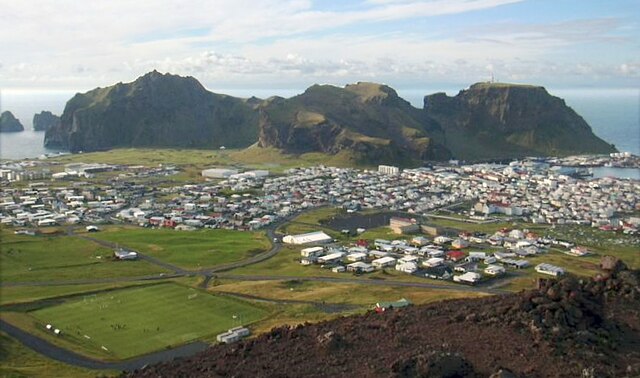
[29,283,268,359]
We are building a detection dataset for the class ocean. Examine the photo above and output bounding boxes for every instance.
[1,87,638,161]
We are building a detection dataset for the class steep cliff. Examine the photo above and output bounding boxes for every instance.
[424,83,617,160]
[44,71,258,152]
[257,82,451,165]
[0,111,25,132]
[33,111,60,131]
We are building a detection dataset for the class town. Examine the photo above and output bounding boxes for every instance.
[1,153,638,290]
[1,154,638,234]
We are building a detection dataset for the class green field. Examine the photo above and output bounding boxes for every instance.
[28,283,268,359]
[0,230,169,283]
[46,146,363,181]
[90,227,271,269]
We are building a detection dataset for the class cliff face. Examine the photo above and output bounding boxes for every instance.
[44,71,258,152]
[424,83,617,160]
[33,111,60,131]
[43,74,618,163]
[0,111,25,132]
[257,82,451,165]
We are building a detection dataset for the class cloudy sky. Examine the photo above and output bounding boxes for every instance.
[1,0,638,92]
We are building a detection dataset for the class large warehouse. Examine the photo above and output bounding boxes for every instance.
[201,168,239,178]
[282,231,333,245]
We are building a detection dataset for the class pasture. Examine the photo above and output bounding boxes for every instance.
[29,283,268,359]
[0,230,168,283]
[90,227,271,269]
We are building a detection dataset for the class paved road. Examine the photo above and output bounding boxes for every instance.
[1,273,186,287]
[0,319,208,371]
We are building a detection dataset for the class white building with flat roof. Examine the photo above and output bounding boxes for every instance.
[202,168,239,179]
[378,165,400,175]
[283,231,333,245]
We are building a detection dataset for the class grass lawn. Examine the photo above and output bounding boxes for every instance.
[27,283,268,359]
[211,279,487,307]
[90,226,270,269]
[0,282,151,307]
[0,230,168,283]
[48,146,365,181]
[546,225,640,269]
[426,218,550,235]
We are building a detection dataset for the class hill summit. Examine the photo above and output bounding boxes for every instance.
[424,82,616,160]
[257,82,451,164]
[44,71,258,152]
[0,111,25,132]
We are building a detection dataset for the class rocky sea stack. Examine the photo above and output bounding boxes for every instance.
[33,111,61,131]
[0,111,25,132]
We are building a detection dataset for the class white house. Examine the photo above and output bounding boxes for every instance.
[347,252,367,262]
[535,263,565,276]
[484,265,506,276]
[317,252,344,264]
[453,272,482,285]
[423,257,444,267]
[347,261,374,273]
[395,261,418,274]
[301,246,325,258]
[372,256,396,269]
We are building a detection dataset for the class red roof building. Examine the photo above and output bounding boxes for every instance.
[447,250,466,262]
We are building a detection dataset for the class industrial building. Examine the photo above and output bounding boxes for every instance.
[378,165,400,175]
[201,168,239,178]
[283,231,333,245]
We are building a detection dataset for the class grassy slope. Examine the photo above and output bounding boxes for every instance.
[27,283,267,359]
[211,279,486,307]
[90,226,270,269]
[0,230,168,283]
[47,146,364,180]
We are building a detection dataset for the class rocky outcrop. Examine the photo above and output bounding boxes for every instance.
[0,111,24,132]
[33,111,60,131]
[257,82,451,165]
[44,70,259,152]
[424,83,617,160]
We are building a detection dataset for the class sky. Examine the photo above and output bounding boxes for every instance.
[0,0,638,93]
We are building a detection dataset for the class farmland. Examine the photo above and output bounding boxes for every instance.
[26,283,268,359]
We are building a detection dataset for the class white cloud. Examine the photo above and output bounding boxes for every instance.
[0,0,637,90]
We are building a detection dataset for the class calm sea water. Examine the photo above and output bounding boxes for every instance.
[1,87,638,160]
[591,167,640,180]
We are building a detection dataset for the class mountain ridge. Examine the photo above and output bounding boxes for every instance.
[43,72,616,162]
[44,70,259,152]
